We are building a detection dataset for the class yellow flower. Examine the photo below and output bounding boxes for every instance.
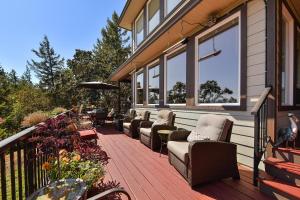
[72,154,81,161]
[62,157,70,163]
[59,149,68,156]
[42,162,51,171]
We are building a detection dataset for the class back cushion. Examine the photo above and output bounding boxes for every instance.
[192,114,228,141]
[155,110,173,127]
[135,110,148,120]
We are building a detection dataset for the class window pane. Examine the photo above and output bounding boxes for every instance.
[166,0,181,15]
[148,0,160,33]
[166,51,186,104]
[136,13,144,46]
[148,65,160,104]
[296,27,300,104]
[281,8,294,106]
[198,24,239,104]
[136,72,144,104]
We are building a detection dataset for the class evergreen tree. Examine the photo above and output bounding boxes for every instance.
[8,69,18,86]
[27,35,64,91]
[93,11,131,80]
[21,66,32,84]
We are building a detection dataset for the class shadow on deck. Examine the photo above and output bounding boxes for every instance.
[96,126,270,200]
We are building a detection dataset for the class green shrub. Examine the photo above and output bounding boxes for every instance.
[51,107,67,116]
[21,111,49,128]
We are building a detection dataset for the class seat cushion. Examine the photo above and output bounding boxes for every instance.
[79,129,98,140]
[123,122,131,129]
[167,141,189,163]
[140,128,151,136]
[135,110,148,120]
[189,114,228,141]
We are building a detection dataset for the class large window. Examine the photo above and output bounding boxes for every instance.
[135,11,144,47]
[281,5,294,106]
[148,64,160,104]
[165,0,181,15]
[147,0,160,33]
[165,49,186,104]
[136,71,144,105]
[196,14,240,105]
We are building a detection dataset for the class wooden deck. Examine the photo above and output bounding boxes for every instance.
[96,127,270,200]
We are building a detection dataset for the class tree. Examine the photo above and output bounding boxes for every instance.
[198,80,237,103]
[93,11,131,80]
[168,82,186,103]
[27,35,64,92]
[8,69,18,86]
[21,66,32,84]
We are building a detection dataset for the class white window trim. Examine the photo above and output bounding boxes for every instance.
[146,59,160,105]
[282,4,294,106]
[164,45,187,106]
[194,11,241,107]
[135,69,144,106]
[147,0,160,35]
[134,10,144,50]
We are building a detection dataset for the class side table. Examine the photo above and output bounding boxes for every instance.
[157,130,173,157]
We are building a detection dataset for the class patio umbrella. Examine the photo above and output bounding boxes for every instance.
[78,81,119,90]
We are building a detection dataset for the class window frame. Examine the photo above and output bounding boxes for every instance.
[164,45,187,106]
[134,10,145,49]
[135,69,145,106]
[146,59,160,105]
[147,0,161,35]
[194,12,241,107]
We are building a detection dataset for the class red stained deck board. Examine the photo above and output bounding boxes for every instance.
[277,147,300,156]
[264,157,300,175]
[97,127,270,200]
[260,179,300,199]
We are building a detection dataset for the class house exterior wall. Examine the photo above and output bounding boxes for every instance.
[133,0,267,168]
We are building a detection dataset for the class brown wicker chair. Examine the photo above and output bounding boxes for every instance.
[167,114,240,187]
[139,110,176,150]
[123,110,150,138]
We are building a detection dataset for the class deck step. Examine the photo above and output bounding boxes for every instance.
[264,157,300,186]
[259,179,300,200]
[273,148,300,164]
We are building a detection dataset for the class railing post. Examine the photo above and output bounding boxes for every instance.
[253,113,260,186]
[27,143,35,195]
[1,152,7,200]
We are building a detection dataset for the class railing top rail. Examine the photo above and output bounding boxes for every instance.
[251,87,272,115]
[0,126,36,152]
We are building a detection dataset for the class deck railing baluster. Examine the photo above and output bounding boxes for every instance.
[10,146,16,200]
[17,143,23,200]
[1,152,7,200]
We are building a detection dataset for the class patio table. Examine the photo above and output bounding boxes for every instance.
[157,130,173,157]
[27,178,87,200]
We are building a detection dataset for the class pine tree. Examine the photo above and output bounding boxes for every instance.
[27,35,64,91]
[8,69,18,86]
[93,11,131,80]
[21,66,32,84]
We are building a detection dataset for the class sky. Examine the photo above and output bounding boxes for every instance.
[0,0,126,82]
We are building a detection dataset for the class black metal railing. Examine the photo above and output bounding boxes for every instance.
[251,87,272,186]
[0,112,70,200]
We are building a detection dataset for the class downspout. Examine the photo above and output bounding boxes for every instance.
[264,0,268,87]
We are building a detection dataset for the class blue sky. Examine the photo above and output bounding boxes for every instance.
[0,0,126,81]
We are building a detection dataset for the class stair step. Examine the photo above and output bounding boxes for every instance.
[273,148,300,164]
[264,157,300,186]
[259,178,300,200]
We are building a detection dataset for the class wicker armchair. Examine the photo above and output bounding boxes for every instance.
[123,110,150,138]
[139,110,176,150]
[167,114,240,187]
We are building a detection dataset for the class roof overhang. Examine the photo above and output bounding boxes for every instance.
[111,0,243,81]
[119,0,147,30]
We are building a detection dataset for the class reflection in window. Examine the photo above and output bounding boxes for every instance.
[148,65,160,104]
[281,6,294,106]
[165,0,181,15]
[296,27,300,104]
[166,51,186,104]
[148,0,160,33]
[135,12,144,47]
[198,23,239,104]
[136,72,144,104]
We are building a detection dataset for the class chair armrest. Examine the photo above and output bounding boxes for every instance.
[87,187,131,200]
[140,121,153,128]
[189,141,236,158]
[169,130,191,141]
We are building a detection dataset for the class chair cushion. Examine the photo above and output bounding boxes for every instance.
[167,141,189,163]
[187,130,210,142]
[140,128,151,136]
[190,114,228,141]
[135,110,148,120]
[79,129,98,140]
[153,110,173,127]
[128,109,136,119]
[123,122,131,129]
